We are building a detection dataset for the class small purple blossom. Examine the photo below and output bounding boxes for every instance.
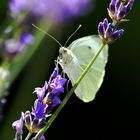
[50,75,67,94]
[32,100,48,120]
[24,111,32,130]
[44,93,62,113]
[12,112,24,140]
[24,111,47,133]
[98,18,124,44]
[50,95,61,108]
[33,82,48,102]
[49,67,59,82]
[3,32,34,57]
[32,67,67,115]
[108,0,134,22]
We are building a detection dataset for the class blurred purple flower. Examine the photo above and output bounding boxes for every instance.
[9,0,92,21]
[3,32,34,57]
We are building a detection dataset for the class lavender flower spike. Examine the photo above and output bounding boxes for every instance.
[98,18,124,44]
[108,0,134,22]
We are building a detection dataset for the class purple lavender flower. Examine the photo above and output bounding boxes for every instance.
[12,67,67,139]
[33,82,48,102]
[3,32,34,57]
[12,112,24,134]
[24,111,47,133]
[98,18,124,44]
[44,93,62,114]
[24,111,32,130]
[49,67,59,82]
[9,0,92,22]
[12,112,24,140]
[49,75,67,94]
[33,67,67,114]
[108,0,134,22]
[32,100,48,120]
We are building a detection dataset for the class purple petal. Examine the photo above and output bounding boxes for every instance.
[12,112,24,134]
[46,95,61,113]
[110,29,124,41]
[38,119,47,129]
[115,0,121,10]
[118,7,127,19]
[24,111,32,129]
[125,0,134,15]
[33,82,48,102]
[105,23,115,38]
[20,32,34,45]
[103,18,108,30]
[98,22,104,37]
[49,67,59,82]
[109,0,117,13]
[32,100,48,120]
[50,75,67,94]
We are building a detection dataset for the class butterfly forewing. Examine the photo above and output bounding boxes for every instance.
[67,35,108,102]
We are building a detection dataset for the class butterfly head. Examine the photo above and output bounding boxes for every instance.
[58,47,73,65]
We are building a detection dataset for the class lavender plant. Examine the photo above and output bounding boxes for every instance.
[12,0,134,139]
[12,67,67,140]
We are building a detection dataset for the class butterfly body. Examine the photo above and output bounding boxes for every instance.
[58,35,108,102]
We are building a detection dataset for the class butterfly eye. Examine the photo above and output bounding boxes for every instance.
[63,49,67,54]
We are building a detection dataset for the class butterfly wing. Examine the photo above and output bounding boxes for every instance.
[67,35,108,102]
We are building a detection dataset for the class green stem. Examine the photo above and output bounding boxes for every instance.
[35,43,105,140]
[25,132,32,140]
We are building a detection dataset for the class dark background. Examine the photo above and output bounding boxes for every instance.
[0,0,140,139]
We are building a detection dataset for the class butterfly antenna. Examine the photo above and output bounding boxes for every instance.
[32,24,63,48]
[64,24,82,47]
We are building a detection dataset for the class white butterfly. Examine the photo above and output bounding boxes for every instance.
[58,35,108,102]
[32,24,108,102]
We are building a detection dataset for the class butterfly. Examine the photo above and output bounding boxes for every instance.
[58,35,108,102]
[32,24,108,102]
